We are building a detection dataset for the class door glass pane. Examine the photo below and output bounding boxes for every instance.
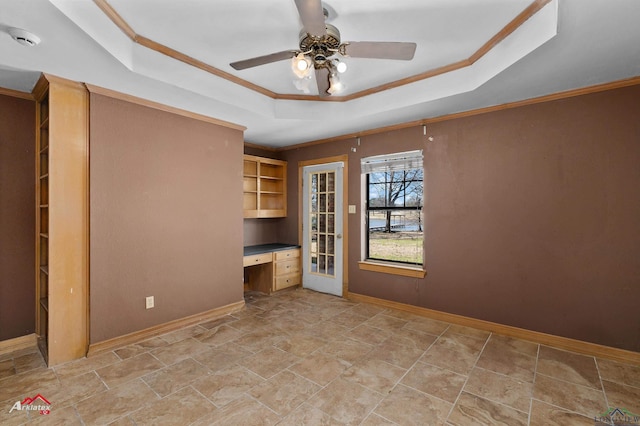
[308,169,336,278]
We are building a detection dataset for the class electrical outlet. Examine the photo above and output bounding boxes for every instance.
[145,296,154,309]
[348,205,357,214]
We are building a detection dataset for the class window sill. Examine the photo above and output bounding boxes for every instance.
[358,261,426,278]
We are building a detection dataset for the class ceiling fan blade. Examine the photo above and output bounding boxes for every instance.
[342,42,417,60]
[294,0,327,36]
[230,50,297,70]
[315,67,330,97]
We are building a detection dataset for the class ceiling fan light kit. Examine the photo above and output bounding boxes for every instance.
[229,0,416,97]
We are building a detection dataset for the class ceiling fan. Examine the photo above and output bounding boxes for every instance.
[230,0,417,96]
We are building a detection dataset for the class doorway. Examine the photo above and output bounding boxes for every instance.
[301,161,345,296]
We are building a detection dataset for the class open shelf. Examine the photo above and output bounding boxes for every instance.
[243,155,287,218]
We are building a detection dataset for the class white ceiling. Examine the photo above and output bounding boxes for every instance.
[0,0,639,147]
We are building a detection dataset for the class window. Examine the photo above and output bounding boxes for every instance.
[362,150,424,266]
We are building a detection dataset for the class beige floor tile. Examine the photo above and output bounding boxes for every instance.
[268,316,311,333]
[321,337,374,364]
[365,314,408,331]
[192,364,264,407]
[344,324,392,346]
[150,337,209,365]
[401,361,466,403]
[129,386,214,425]
[529,399,596,426]
[160,324,209,344]
[0,399,30,426]
[331,311,370,329]
[537,346,601,389]
[421,332,486,375]
[310,377,383,425]
[289,353,350,386]
[375,384,452,425]
[368,339,424,369]
[486,334,539,357]
[13,352,45,373]
[349,303,386,319]
[475,338,537,382]
[237,346,300,379]
[113,336,167,360]
[194,324,244,346]
[360,413,398,425]
[602,380,640,416]
[278,403,345,425]
[448,391,528,426]
[191,343,253,372]
[402,316,450,336]
[27,405,82,425]
[249,370,320,416]
[232,327,289,352]
[385,327,438,351]
[533,374,607,417]
[343,357,407,394]
[190,393,280,426]
[446,324,491,340]
[142,357,209,397]
[0,359,15,380]
[275,333,327,357]
[53,351,120,381]
[39,370,107,408]
[75,379,159,425]
[597,358,640,388]
[2,289,633,426]
[199,314,238,330]
[0,367,58,403]
[227,315,271,333]
[464,367,532,412]
[306,320,351,341]
[96,352,164,389]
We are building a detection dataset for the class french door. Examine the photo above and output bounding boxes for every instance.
[302,162,344,296]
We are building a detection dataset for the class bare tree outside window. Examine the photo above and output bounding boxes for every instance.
[366,169,423,264]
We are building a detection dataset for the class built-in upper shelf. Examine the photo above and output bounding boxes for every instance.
[243,155,287,218]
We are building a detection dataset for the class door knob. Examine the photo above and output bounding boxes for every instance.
[336,234,342,239]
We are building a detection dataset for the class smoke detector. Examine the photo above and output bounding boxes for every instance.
[8,28,41,47]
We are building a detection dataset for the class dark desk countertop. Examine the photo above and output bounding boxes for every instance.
[243,243,300,256]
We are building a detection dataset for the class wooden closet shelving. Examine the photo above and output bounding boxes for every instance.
[243,155,287,218]
[33,74,89,366]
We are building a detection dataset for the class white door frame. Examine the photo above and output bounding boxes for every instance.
[298,155,349,297]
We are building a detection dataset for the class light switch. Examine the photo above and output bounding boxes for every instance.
[348,205,357,214]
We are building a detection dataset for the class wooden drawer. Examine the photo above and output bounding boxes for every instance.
[274,274,301,291]
[275,258,300,276]
[243,253,273,267]
[274,249,300,261]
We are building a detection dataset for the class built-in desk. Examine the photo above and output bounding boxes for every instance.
[243,244,301,294]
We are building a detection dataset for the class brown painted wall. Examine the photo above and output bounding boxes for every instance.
[90,94,244,343]
[0,94,35,341]
[280,85,640,352]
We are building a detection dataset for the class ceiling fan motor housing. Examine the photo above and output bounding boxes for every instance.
[299,23,340,66]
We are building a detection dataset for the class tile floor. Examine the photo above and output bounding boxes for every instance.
[1,288,639,425]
